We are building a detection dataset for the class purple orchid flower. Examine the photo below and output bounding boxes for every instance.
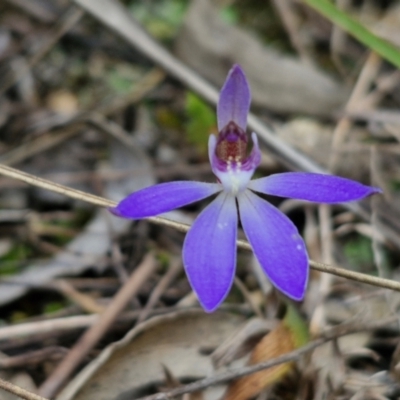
[111,65,382,312]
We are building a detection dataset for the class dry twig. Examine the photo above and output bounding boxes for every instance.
[0,6,84,96]
[0,67,164,167]
[0,347,67,369]
[0,377,48,400]
[138,316,399,400]
[271,0,312,64]
[136,258,182,324]
[0,163,398,294]
[38,253,157,398]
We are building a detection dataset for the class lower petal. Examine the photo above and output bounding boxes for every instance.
[238,190,308,301]
[249,172,382,203]
[183,193,237,312]
[112,181,221,219]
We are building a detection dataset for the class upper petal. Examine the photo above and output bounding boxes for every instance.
[249,172,382,203]
[217,65,251,131]
[183,193,237,312]
[112,181,221,219]
[238,190,309,301]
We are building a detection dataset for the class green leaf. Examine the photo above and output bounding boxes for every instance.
[185,92,216,153]
[107,68,135,94]
[0,243,32,276]
[44,301,66,314]
[220,7,239,25]
[283,304,309,348]
[301,0,400,69]
[344,236,374,270]
[129,0,187,40]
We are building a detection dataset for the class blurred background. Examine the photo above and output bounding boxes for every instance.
[1,0,400,399]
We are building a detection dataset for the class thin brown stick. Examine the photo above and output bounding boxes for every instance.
[309,204,334,334]
[0,68,164,168]
[329,51,382,171]
[96,68,165,116]
[234,276,263,318]
[0,125,82,166]
[0,7,84,96]
[136,258,182,324]
[0,377,48,400]
[0,163,211,191]
[0,164,185,232]
[0,305,249,344]
[359,70,400,110]
[38,253,157,398]
[5,0,57,23]
[87,114,143,154]
[0,163,399,294]
[0,315,101,342]
[0,347,67,369]
[138,316,398,400]
[271,0,312,64]
[142,339,326,400]
[54,280,105,314]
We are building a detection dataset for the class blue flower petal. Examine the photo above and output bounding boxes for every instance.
[183,193,237,312]
[249,172,382,204]
[112,181,221,219]
[217,65,251,132]
[238,190,308,301]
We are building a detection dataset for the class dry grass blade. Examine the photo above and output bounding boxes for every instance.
[38,253,157,398]
[138,316,398,400]
[0,163,399,294]
[0,347,67,369]
[0,377,49,400]
[136,258,182,324]
[0,164,399,294]
[0,68,165,168]
[0,6,84,96]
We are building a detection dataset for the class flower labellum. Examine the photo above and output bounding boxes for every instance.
[111,65,382,312]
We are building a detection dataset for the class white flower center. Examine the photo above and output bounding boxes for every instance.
[219,159,253,195]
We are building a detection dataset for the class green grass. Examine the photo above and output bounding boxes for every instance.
[302,0,400,69]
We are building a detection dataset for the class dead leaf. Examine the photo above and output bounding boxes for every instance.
[224,322,295,400]
[224,306,308,400]
[212,318,277,368]
[57,310,246,400]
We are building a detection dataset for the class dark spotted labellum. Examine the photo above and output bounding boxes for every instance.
[216,122,248,162]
